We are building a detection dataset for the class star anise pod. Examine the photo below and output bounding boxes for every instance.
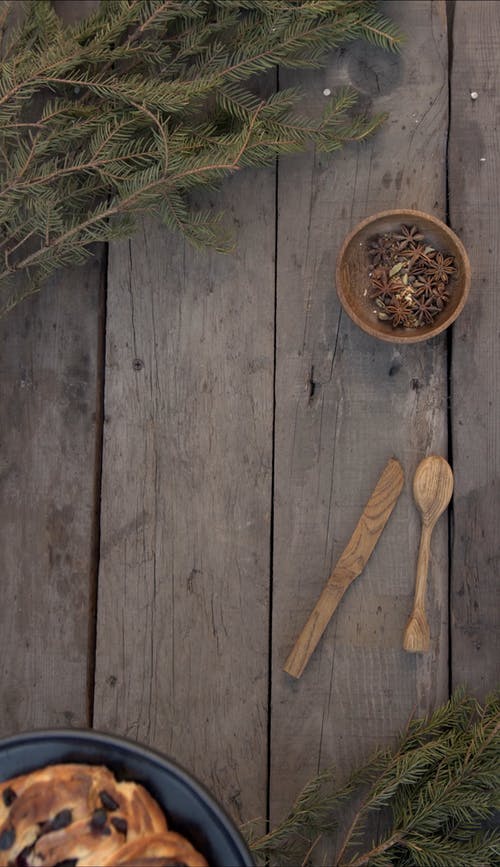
[413,277,436,299]
[413,294,440,325]
[401,242,435,269]
[426,252,456,283]
[409,262,430,278]
[386,296,414,328]
[365,222,457,330]
[369,271,404,299]
[368,235,395,266]
[394,224,424,249]
[431,282,451,309]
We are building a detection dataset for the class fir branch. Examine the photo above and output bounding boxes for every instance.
[0,0,404,316]
[245,692,500,867]
[244,768,343,865]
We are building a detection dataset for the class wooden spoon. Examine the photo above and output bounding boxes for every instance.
[403,455,454,653]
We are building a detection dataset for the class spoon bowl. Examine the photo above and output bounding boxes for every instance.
[413,455,454,526]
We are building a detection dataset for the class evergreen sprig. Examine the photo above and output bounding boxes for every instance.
[246,691,500,866]
[0,0,402,316]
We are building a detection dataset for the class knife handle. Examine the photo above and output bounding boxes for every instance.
[283,458,404,679]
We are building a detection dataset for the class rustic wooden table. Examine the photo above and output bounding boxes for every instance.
[1,0,498,858]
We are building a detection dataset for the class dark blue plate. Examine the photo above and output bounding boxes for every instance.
[0,729,254,866]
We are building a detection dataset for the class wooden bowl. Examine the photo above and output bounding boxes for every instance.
[335,209,471,343]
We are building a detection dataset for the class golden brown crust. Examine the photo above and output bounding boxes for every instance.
[0,764,207,867]
[105,831,208,867]
[112,861,185,867]
[1,764,117,864]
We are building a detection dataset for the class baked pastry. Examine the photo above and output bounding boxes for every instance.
[0,763,208,867]
[106,831,209,866]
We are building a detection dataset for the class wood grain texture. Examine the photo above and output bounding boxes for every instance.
[270,0,450,840]
[0,257,102,734]
[448,1,500,696]
[0,0,102,736]
[93,169,275,824]
[284,458,404,678]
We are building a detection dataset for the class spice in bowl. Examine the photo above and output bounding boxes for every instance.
[366,224,457,329]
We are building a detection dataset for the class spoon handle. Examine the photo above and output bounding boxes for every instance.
[403,523,432,652]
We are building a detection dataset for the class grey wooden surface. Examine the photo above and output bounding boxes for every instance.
[0,0,104,740]
[0,256,103,733]
[449,0,500,696]
[0,0,102,734]
[270,0,450,831]
[92,168,275,825]
[0,0,498,860]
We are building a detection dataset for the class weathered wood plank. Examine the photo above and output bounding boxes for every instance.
[0,258,103,733]
[93,170,275,823]
[449,0,500,696]
[0,0,102,736]
[270,0,450,843]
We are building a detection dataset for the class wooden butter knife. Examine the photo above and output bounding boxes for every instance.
[284,457,404,679]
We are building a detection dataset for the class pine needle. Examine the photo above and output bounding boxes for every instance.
[245,692,500,867]
[0,0,404,315]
